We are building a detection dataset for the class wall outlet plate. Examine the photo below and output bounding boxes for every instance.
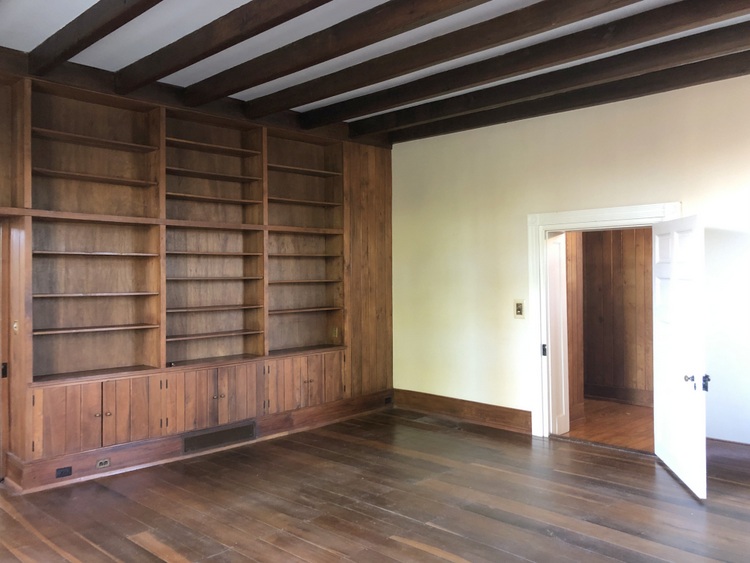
[514,299,525,319]
[55,466,72,478]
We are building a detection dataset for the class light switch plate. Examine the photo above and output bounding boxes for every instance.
[514,299,525,319]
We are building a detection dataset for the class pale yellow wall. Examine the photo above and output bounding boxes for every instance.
[392,75,750,442]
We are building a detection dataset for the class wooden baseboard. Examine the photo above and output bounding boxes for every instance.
[393,389,532,434]
[584,384,653,407]
[5,390,393,493]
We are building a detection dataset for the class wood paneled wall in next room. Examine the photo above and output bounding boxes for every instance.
[566,231,585,421]
[582,228,654,407]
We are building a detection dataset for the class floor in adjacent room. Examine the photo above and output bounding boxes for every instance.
[1,408,748,562]
[561,398,654,453]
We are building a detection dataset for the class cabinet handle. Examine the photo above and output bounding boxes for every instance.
[105,412,112,417]
[94,413,101,418]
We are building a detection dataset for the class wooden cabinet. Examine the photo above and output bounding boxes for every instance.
[323,350,346,403]
[184,362,257,429]
[1,78,392,491]
[31,382,103,460]
[259,358,288,415]
[258,350,344,414]
[31,374,161,458]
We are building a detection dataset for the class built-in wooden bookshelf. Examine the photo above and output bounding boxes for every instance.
[165,109,263,225]
[31,219,162,380]
[30,83,161,218]
[267,133,343,230]
[165,226,264,365]
[266,133,344,353]
[0,76,393,492]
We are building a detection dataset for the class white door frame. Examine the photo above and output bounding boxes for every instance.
[527,202,681,437]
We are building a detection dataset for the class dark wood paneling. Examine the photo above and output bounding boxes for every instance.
[566,231,585,422]
[583,229,653,406]
[345,143,393,396]
[394,389,532,434]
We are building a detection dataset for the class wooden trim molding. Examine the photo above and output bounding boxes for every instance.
[393,389,532,434]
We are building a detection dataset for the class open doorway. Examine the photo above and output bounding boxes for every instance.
[560,228,654,453]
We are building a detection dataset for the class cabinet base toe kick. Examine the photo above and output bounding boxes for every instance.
[5,391,393,493]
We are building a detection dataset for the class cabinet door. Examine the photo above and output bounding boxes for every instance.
[306,354,324,408]
[291,356,307,410]
[323,351,345,403]
[184,368,213,432]
[217,363,257,425]
[102,376,151,447]
[260,359,288,415]
[148,372,185,438]
[32,382,102,459]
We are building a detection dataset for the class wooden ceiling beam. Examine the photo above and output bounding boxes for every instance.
[350,21,750,137]
[115,0,332,94]
[302,0,750,129]
[182,0,491,107]
[29,0,164,75]
[388,50,750,143]
[243,0,640,119]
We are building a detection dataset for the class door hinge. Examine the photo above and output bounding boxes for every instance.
[542,344,548,357]
[1,362,7,378]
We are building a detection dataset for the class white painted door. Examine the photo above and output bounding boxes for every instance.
[653,216,707,499]
[547,232,569,435]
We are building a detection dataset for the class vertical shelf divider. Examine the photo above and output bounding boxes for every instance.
[152,107,168,368]
[260,127,270,356]
[12,78,32,209]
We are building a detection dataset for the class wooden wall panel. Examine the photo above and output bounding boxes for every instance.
[345,143,393,397]
[565,231,585,422]
[0,225,7,477]
[582,228,653,406]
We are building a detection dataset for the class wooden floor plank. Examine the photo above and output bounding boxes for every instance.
[2,408,749,562]
[562,399,654,452]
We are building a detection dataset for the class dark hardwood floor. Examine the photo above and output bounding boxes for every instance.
[1,408,749,562]
[561,399,655,453]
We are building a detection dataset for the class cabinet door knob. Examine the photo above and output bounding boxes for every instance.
[105,412,112,417]
[94,413,102,418]
[213,395,219,399]
[220,394,226,398]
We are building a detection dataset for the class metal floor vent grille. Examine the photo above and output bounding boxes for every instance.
[183,421,256,453]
